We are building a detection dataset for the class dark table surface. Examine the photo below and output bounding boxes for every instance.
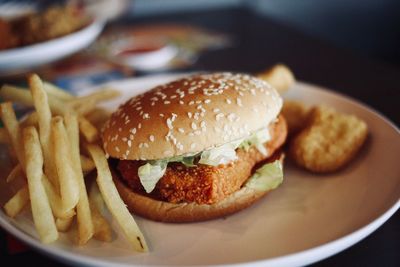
[1,6,399,267]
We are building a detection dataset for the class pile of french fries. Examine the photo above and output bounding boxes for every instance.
[0,74,148,252]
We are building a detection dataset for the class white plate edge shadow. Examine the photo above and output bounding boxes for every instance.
[0,75,399,267]
[0,19,105,72]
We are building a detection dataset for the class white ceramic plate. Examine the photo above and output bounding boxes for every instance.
[0,74,399,267]
[0,20,104,75]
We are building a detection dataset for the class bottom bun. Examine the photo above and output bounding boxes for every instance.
[113,153,284,223]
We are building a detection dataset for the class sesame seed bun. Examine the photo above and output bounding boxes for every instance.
[102,72,283,160]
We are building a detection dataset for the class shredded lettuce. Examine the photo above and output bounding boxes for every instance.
[138,155,197,192]
[138,128,271,192]
[239,128,271,155]
[138,161,167,193]
[245,160,283,191]
[168,155,197,167]
[198,139,242,166]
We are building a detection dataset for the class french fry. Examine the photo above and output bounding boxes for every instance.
[89,178,107,214]
[69,88,120,108]
[87,144,148,252]
[6,164,23,183]
[29,74,59,189]
[51,116,79,213]
[257,64,295,94]
[85,108,111,129]
[56,217,74,232]
[20,112,38,127]
[0,84,68,115]
[90,201,113,242]
[43,82,75,101]
[74,99,97,116]
[78,116,99,143]
[65,113,94,245]
[0,102,24,166]
[42,175,75,219]
[3,185,29,218]
[89,181,112,242]
[80,155,95,173]
[0,83,74,101]
[23,126,58,243]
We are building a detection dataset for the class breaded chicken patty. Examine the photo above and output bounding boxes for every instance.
[118,115,287,205]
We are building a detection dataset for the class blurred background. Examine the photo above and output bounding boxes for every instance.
[1,0,399,92]
[129,0,400,66]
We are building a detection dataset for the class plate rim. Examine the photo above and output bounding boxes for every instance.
[0,76,399,267]
[0,19,105,72]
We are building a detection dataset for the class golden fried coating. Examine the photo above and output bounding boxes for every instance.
[118,116,287,204]
[281,100,310,136]
[290,105,368,173]
[257,64,295,95]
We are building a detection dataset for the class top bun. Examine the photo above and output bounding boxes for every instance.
[102,72,282,160]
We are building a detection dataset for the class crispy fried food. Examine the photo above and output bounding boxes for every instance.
[257,64,295,94]
[281,100,310,136]
[290,105,368,173]
[3,185,30,218]
[118,116,287,204]
[87,144,148,252]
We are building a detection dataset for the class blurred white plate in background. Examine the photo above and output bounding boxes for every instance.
[0,20,104,76]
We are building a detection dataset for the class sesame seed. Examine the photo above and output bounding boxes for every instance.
[213,108,220,113]
[164,100,171,104]
[191,122,197,130]
[178,128,185,133]
[227,113,236,122]
[204,99,211,104]
[226,99,232,104]
[138,123,142,129]
[216,113,224,121]
[115,146,120,152]
[149,135,155,142]
[187,112,192,118]
[167,119,173,129]
[122,137,128,142]
[127,140,132,147]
